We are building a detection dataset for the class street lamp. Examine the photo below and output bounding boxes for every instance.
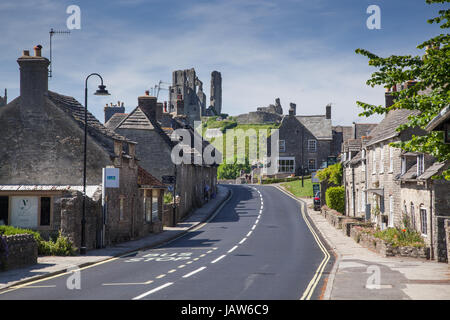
[80,73,110,255]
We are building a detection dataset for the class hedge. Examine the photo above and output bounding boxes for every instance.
[325,186,345,213]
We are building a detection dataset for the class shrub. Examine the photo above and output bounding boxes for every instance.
[0,226,75,256]
[325,186,345,213]
[316,163,343,186]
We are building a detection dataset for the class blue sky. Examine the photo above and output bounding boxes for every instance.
[0,0,447,125]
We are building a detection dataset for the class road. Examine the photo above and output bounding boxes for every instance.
[0,185,333,300]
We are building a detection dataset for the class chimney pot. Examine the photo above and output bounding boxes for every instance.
[145,90,150,96]
[34,45,42,57]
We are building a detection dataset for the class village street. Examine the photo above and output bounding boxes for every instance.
[0,185,332,300]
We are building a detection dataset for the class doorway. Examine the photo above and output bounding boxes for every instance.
[0,196,8,225]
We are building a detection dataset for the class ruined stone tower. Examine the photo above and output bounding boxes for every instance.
[210,71,222,115]
[168,68,202,126]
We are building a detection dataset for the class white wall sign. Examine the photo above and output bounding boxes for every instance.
[10,196,39,228]
[103,168,120,188]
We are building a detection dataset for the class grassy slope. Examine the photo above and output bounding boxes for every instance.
[281,178,314,197]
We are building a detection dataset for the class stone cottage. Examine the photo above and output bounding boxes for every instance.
[0,45,165,252]
[106,91,219,222]
[271,104,334,176]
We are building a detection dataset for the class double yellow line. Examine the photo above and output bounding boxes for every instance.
[273,186,331,300]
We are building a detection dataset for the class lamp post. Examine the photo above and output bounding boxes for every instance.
[80,73,110,255]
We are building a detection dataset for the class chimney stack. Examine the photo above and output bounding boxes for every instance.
[289,103,296,116]
[385,87,395,108]
[104,101,125,123]
[17,45,49,110]
[326,104,331,119]
[138,91,158,120]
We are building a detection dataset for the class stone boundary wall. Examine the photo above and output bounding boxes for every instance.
[350,227,430,260]
[0,234,38,271]
[320,205,430,260]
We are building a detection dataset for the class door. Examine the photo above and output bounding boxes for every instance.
[0,196,8,225]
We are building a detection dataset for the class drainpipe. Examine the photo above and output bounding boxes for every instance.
[352,166,356,217]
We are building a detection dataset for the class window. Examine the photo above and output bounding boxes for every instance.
[420,207,427,235]
[308,159,316,171]
[361,191,366,213]
[40,197,51,226]
[410,202,416,229]
[279,140,286,153]
[308,140,317,152]
[380,146,384,173]
[372,150,377,174]
[278,158,295,173]
[388,195,394,228]
[401,157,407,175]
[389,147,394,172]
[417,154,425,176]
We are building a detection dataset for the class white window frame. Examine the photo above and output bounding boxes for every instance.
[277,157,295,173]
[420,206,427,236]
[308,139,317,152]
[401,157,407,175]
[279,140,286,153]
[389,147,394,173]
[388,195,394,228]
[372,150,377,174]
[417,154,424,176]
[308,158,316,171]
[379,146,384,173]
[361,191,365,213]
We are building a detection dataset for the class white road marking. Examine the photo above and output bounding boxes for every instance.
[182,266,207,278]
[168,269,177,273]
[246,231,253,237]
[178,264,186,268]
[251,225,256,230]
[156,274,166,279]
[239,238,247,244]
[132,282,174,300]
[211,255,226,264]
[228,245,238,253]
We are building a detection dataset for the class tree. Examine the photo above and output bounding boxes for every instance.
[316,162,343,186]
[355,0,450,180]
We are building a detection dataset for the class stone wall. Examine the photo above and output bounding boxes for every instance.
[350,226,430,259]
[0,234,37,271]
[235,111,282,125]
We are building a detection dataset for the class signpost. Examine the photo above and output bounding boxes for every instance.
[101,168,120,248]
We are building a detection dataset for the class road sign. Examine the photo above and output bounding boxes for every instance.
[311,172,320,183]
[103,168,120,188]
[162,175,176,184]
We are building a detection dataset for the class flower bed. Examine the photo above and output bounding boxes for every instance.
[350,226,430,260]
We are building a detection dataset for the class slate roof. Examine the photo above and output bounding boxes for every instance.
[47,91,135,156]
[399,161,448,181]
[366,109,420,146]
[105,113,128,131]
[426,105,450,131]
[295,115,332,140]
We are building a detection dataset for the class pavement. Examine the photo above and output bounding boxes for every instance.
[276,185,450,300]
[0,185,231,291]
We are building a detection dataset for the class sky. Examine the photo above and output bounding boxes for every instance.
[0,0,447,125]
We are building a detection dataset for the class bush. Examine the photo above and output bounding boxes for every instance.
[262,176,311,184]
[0,226,75,256]
[325,186,345,213]
[317,163,342,186]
